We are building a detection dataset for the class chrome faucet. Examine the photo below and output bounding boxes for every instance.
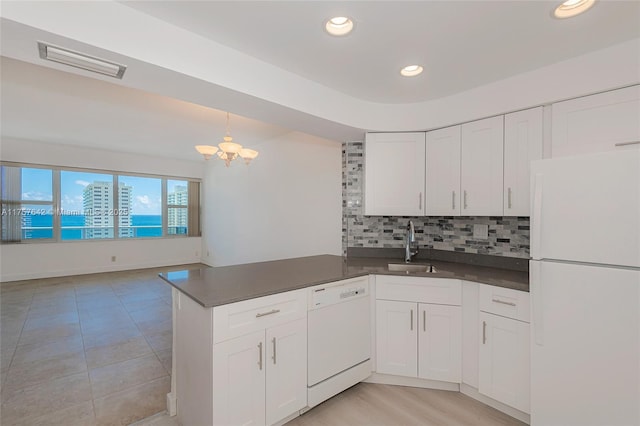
[405,220,418,263]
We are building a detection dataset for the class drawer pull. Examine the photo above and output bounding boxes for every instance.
[463,190,468,209]
[272,337,277,365]
[256,309,280,318]
[423,310,426,332]
[258,342,263,370]
[452,191,456,210]
[615,141,640,147]
[410,309,414,331]
[492,298,516,307]
[507,187,512,209]
[482,321,487,344]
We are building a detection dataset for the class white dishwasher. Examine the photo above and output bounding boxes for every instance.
[307,276,372,408]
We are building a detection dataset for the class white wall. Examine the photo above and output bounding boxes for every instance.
[201,131,342,267]
[0,138,205,281]
[0,238,202,281]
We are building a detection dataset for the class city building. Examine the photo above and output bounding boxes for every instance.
[167,185,187,235]
[82,181,133,238]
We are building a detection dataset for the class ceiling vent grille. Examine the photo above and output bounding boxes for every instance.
[37,42,127,79]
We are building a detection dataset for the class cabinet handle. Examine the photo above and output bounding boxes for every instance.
[272,337,277,365]
[463,190,468,209]
[410,309,414,331]
[258,342,263,370]
[256,309,280,318]
[507,187,512,209]
[419,192,422,210]
[452,191,456,210]
[482,321,487,345]
[423,310,426,332]
[492,298,516,307]
[614,141,640,147]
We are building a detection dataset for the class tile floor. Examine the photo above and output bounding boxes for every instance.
[0,266,189,426]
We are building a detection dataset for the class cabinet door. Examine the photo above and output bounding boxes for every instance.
[479,312,530,414]
[461,116,504,215]
[504,107,543,216]
[426,125,461,216]
[375,300,417,377]
[551,85,640,157]
[418,304,462,383]
[265,318,307,426]
[213,330,266,426]
[364,132,426,216]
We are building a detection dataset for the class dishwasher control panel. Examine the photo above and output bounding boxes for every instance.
[309,276,369,310]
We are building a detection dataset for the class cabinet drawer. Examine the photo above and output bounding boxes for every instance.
[213,289,306,344]
[479,284,529,323]
[376,275,461,306]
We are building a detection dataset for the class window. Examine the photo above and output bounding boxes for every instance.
[1,166,54,241]
[0,162,200,243]
[119,176,161,238]
[61,170,114,240]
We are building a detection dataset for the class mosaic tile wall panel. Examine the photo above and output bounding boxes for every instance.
[342,141,530,259]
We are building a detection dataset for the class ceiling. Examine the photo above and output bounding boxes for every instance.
[1,1,639,161]
[121,1,640,104]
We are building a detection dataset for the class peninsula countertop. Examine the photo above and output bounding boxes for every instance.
[159,254,529,308]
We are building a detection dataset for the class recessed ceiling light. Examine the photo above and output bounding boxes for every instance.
[325,16,354,36]
[400,65,424,77]
[553,0,596,18]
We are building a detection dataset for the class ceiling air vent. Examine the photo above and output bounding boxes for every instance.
[37,42,127,79]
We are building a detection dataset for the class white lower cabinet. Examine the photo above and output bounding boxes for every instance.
[213,330,266,426]
[418,303,462,382]
[376,300,418,377]
[213,318,307,426]
[376,299,461,383]
[477,284,531,415]
[265,319,308,425]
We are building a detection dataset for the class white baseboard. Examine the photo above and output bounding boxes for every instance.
[166,392,177,417]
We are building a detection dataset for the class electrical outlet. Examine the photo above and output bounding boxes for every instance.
[111,256,116,262]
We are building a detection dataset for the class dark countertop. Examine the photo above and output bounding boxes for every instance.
[159,254,529,308]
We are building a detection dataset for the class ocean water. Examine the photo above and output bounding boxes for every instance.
[22,215,165,240]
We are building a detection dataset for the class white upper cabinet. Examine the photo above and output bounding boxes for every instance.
[426,125,462,216]
[461,116,505,216]
[551,85,640,157]
[503,107,543,216]
[364,132,426,216]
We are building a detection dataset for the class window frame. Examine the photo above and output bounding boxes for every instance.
[0,161,201,244]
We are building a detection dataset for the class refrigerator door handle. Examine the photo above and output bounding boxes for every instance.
[531,173,543,260]
[531,261,544,346]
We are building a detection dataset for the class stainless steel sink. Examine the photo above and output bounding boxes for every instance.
[388,263,437,273]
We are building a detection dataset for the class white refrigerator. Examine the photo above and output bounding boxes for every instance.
[529,149,639,426]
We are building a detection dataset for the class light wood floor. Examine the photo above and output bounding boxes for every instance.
[286,383,527,426]
[136,382,527,426]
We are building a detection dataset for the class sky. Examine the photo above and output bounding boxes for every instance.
[16,167,186,216]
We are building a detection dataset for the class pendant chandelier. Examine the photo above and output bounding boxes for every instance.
[195,112,259,166]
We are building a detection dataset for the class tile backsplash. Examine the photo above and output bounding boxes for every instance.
[342,141,530,259]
